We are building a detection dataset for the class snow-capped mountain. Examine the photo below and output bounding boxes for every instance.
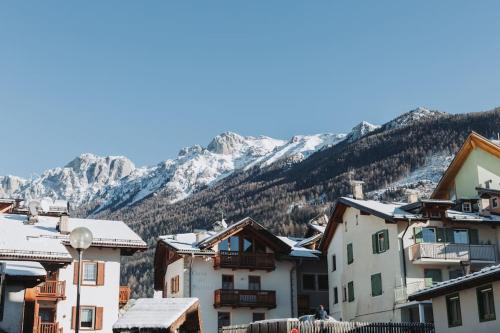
[383,107,447,130]
[346,121,380,142]
[0,128,372,211]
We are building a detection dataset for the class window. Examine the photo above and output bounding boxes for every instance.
[492,197,499,208]
[252,313,265,322]
[82,262,97,285]
[372,230,389,253]
[347,243,353,264]
[217,312,230,330]
[446,293,462,327]
[430,210,441,219]
[422,228,437,243]
[371,273,382,297]
[302,274,316,291]
[449,269,463,280]
[318,275,328,291]
[347,281,354,302]
[248,276,261,291]
[462,202,472,213]
[222,275,234,290]
[453,229,469,244]
[333,287,339,304]
[332,255,336,271]
[170,275,180,294]
[342,286,347,302]
[80,306,95,329]
[477,285,496,322]
[424,269,442,287]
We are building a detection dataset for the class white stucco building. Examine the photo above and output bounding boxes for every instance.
[0,200,147,333]
[409,264,500,333]
[153,217,325,333]
[320,132,500,323]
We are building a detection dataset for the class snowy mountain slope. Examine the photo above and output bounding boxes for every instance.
[346,121,380,142]
[383,107,447,130]
[1,129,367,211]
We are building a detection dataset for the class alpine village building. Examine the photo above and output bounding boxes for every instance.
[0,199,147,333]
[320,132,500,326]
[153,216,328,333]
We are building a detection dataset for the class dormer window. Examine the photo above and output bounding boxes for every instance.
[430,210,441,219]
[462,202,472,213]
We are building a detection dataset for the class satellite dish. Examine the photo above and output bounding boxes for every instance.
[28,200,40,216]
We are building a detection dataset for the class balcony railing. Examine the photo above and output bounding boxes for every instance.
[214,251,275,271]
[214,289,276,309]
[35,281,65,299]
[38,322,60,333]
[119,286,131,306]
[394,281,426,303]
[409,243,497,263]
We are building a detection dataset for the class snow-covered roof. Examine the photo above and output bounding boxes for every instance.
[0,213,147,262]
[1,260,46,277]
[446,209,500,223]
[409,264,500,301]
[113,298,199,330]
[339,197,419,221]
[277,236,321,259]
[159,232,217,254]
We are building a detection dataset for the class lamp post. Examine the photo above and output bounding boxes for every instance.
[69,227,93,333]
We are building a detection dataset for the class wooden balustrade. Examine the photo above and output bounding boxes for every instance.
[35,281,65,299]
[214,251,275,271]
[119,286,131,306]
[214,289,276,309]
[38,322,60,333]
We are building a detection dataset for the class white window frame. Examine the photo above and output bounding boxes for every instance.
[82,262,97,285]
[462,202,472,213]
[79,306,95,329]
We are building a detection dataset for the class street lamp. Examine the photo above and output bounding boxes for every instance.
[70,227,93,333]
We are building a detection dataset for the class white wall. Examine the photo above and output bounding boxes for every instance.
[57,246,122,333]
[164,255,296,333]
[432,280,500,333]
[327,225,343,320]
[0,284,26,333]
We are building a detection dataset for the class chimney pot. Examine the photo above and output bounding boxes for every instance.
[406,190,419,203]
[58,214,70,234]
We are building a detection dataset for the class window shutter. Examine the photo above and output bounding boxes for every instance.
[477,288,485,320]
[347,243,353,264]
[445,228,454,243]
[383,229,389,250]
[414,227,423,243]
[95,307,103,330]
[97,262,105,286]
[348,281,354,302]
[371,274,382,296]
[73,262,79,285]
[372,234,377,254]
[469,229,479,245]
[436,228,445,243]
[71,306,76,329]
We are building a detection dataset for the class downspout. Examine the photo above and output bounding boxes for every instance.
[188,254,194,297]
[290,259,299,318]
[400,219,411,287]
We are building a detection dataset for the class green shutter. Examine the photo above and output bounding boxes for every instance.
[414,227,423,243]
[445,228,454,243]
[347,243,353,264]
[436,228,445,243]
[372,234,377,254]
[383,229,389,250]
[348,281,354,302]
[371,273,382,296]
[469,229,479,245]
[477,287,485,321]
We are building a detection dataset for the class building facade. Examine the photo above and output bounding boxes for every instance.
[320,132,500,323]
[0,200,146,333]
[153,217,324,333]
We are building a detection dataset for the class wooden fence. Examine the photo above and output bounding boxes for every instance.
[221,319,435,333]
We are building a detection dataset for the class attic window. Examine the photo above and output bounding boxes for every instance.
[430,210,441,219]
[492,197,499,209]
[462,202,472,213]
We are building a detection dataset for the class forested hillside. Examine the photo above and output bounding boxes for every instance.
[95,108,500,297]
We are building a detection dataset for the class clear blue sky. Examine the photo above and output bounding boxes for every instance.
[1,1,500,176]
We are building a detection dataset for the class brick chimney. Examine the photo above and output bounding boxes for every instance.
[350,181,365,200]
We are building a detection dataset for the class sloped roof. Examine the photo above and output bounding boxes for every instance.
[113,298,199,330]
[277,236,321,259]
[1,260,46,277]
[0,213,147,262]
[432,132,500,199]
[409,264,500,301]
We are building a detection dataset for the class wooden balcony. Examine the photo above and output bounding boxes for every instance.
[119,286,131,306]
[38,322,60,333]
[214,289,276,309]
[409,243,497,264]
[214,251,275,271]
[35,281,65,299]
